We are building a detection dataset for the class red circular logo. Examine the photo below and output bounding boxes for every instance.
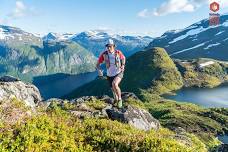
[210,2,220,12]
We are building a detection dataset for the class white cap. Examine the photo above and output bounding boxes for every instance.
[106,39,115,47]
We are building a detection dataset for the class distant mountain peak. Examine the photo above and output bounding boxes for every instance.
[42,32,74,41]
[0,25,40,42]
[148,13,228,61]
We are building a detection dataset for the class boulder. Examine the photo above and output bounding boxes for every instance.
[0,75,42,107]
[71,95,114,104]
[106,105,160,131]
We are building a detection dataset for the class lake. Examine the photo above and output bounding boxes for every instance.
[164,84,228,143]
[164,84,228,108]
[218,135,228,144]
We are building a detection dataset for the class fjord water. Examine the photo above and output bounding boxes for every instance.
[218,136,228,144]
[33,71,97,99]
[164,84,228,108]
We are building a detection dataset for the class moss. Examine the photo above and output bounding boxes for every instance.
[124,98,147,110]
[201,74,221,88]
[0,98,31,128]
[85,99,107,110]
[61,101,76,110]
[10,97,30,112]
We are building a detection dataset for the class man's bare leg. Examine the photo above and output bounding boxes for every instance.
[111,88,118,101]
[112,77,122,101]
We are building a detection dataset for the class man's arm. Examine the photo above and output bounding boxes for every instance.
[96,52,104,69]
[96,62,101,70]
[120,51,126,71]
[120,51,126,65]
[121,57,126,66]
[96,53,104,76]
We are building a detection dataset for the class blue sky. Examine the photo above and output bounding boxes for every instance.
[0,0,228,37]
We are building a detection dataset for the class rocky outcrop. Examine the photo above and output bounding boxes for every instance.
[0,75,42,125]
[106,105,160,131]
[0,75,42,107]
[45,92,160,131]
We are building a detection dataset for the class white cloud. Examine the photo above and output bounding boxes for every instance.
[154,0,196,16]
[7,1,37,19]
[137,9,152,18]
[0,1,38,25]
[9,1,27,19]
[137,0,228,17]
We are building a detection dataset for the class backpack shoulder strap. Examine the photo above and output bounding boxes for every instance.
[116,50,124,54]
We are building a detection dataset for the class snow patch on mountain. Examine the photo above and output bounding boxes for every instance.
[71,30,153,42]
[42,32,75,41]
[223,37,228,41]
[168,20,225,45]
[170,43,205,56]
[169,27,211,44]
[0,28,7,39]
[215,31,225,36]
[199,61,215,68]
[192,38,198,41]
[204,42,220,49]
[59,33,74,40]
[0,27,15,40]
[0,25,41,42]
[222,20,228,27]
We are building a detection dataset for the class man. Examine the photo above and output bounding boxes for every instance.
[96,39,126,108]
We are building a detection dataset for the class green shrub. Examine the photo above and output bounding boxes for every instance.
[86,99,107,110]
[0,106,207,152]
[143,96,225,149]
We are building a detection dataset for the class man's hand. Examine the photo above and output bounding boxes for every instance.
[98,69,103,77]
[120,65,125,72]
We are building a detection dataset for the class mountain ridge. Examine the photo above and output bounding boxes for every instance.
[148,14,228,60]
[0,25,97,82]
